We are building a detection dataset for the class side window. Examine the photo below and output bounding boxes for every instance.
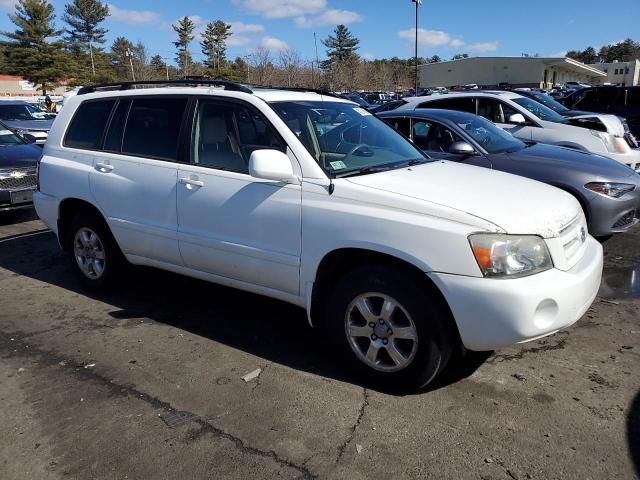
[103,99,131,152]
[477,99,505,123]
[422,97,476,114]
[121,97,187,161]
[500,102,520,123]
[413,120,461,152]
[573,90,598,110]
[64,100,115,150]
[597,88,620,109]
[627,89,640,107]
[385,117,411,138]
[191,101,284,174]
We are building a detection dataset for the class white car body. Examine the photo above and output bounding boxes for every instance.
[398,92,640,170]
[34,86,603,352]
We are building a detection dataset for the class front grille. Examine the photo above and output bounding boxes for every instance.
[613,210,637,229]
[559,213,589,270]
[0,175,36,190]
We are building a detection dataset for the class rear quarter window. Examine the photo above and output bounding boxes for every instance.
[64,100,116,150]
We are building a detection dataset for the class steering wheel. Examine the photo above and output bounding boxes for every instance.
[342,144,370,164]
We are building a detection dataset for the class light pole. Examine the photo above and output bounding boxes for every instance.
[125,48,136,82]
[243,55,251,83]
[412,0,422,94]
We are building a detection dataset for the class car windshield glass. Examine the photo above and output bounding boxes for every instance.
[270,101,430,177]
[0,104,53,120]
[455,115,525,154]
[528,92,569,113]
[512,97,566,122]
[0,127,22,145]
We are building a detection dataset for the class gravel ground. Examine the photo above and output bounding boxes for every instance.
[0,209,638,480]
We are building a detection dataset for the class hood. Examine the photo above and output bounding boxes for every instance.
[507,143,637,179]
[1,118,54,131]
[0,143,42,168]
[345,160,580,238]
[562,113,624,136]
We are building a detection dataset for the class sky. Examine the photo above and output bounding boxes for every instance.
[0,0,638,65]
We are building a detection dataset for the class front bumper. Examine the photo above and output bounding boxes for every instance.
[587,187,640,236]
[0,187,35,211]
[429,236,603,351]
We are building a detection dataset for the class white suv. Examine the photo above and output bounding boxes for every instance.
[33,81,603,390]
[399,91,640,170]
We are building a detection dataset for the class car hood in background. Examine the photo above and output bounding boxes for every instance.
[1,119,54,131]
[345,160,580,238]
[0,143,41,168]
[506,143,637,180]
[562,113,625,136]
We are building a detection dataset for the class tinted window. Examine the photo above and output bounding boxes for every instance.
[422,97,476,114]
[65,100,115,150]
[627,89,640,107]
[597,88,622,108]
[512,97,565,122]
[385,117,411,137]
[412,120,461,151]
[122,98,187,161]
[191,101,284,174]
[455,115,525,154]
[104,99,131,152]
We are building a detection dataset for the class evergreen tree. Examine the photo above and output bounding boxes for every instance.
[63,0,109,79]
[149,54,167,78]
[110,36,134,80]
[172,16,195,76]
[201,20,232,77]
[321,24,359,71]
[1,0,69,94]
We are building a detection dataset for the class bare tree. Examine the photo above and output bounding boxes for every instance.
[250,47,274,86]
[278,48,302,87]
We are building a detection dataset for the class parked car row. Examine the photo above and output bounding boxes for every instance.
[31,79,611,391]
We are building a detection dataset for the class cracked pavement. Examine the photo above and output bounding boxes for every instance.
[1,210,639,479]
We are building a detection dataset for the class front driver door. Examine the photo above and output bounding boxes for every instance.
[176,98,302,296]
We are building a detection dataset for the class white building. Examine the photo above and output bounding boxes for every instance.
[589,60,640,86]
[418,56,606,89]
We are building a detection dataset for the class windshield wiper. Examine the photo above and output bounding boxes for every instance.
[335,165,393,178]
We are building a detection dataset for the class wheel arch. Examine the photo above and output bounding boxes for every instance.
[57,198,108,252]
[309,247,461,342]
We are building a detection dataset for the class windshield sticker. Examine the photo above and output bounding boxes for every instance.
[0,130,13,135]
[355,108,372,116]
[330,160,347,170]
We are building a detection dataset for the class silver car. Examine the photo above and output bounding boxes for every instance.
[379,109,640,238]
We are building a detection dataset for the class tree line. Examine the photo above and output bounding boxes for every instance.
[0,0,473,94]
[566,38,640,64]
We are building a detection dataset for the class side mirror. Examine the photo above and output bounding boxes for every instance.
[249,149,299,184]
[448,141,475,156]
[507,113,527,125]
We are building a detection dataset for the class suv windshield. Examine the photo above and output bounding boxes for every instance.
[526,92,569,113]
[454,115,526,154]
[270,101,429,177]
[512,97,566,123]
[0,104,54,121]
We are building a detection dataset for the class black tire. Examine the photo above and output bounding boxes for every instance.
[67,210,126,290]
[325,264,456,392]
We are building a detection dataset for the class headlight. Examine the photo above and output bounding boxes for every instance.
[585,182,635,198]
[590,130,629,154]
[469,234,553,278]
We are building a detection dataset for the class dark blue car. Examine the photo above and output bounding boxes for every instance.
[0,121,41,212]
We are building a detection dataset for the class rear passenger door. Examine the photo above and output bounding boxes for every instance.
[176,98,302,296]
[88,96,187,266]
[478,98,535,142]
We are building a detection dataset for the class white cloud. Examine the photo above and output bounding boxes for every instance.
[0,0,15,12]
[228,35,251,47]
[467,41,499,52]
[234,0,326,19]
[398,28,497,53]
[108,4,161,24]
[258,36,289,50]
[230,22,264,33]
[186,15,205,26]
[295,9,363,28]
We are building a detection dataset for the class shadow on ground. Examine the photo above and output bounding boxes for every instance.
[0,229,489,395]
[628,388,640,477]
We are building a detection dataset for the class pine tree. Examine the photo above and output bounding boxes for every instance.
[201,20,232,77]
[321,24,359,71]
[110,36,134,80]
[63,0,109,79]
[1,0,69,94]
[149,54,166,78]
[172,16,195,76]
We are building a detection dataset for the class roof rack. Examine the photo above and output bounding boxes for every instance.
[77,79,253,96]
[252,85,343,100]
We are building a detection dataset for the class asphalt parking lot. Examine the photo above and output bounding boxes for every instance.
[0,209,638,480]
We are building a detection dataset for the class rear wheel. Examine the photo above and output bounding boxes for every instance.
[325,264,456,391]
[67,211,126,290]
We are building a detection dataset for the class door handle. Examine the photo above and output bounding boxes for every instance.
[95,162,114,173]
[180,177,204,188]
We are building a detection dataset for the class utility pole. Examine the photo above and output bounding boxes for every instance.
[412,0,422,94]
[89,38,96,78]
[314,32,320,89]
[126,48,136,82]
[243,55,251,83]
[162,57,170,80]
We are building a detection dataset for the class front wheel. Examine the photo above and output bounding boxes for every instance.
[325,265,456,391]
